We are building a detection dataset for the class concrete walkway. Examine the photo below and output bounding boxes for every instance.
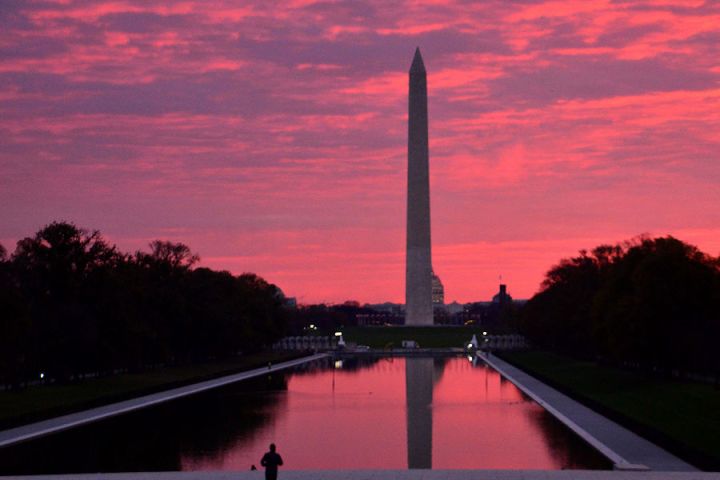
[481,353,696,472]
[1,470,719,480]
[0,353,328,448]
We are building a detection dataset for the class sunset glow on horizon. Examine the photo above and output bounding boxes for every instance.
[2,1,719,304]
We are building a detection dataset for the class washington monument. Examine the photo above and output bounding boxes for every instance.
[405,48,433,326]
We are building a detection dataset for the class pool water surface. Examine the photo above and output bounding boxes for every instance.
[0,356,610,474]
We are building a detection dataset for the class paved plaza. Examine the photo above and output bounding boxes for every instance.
[1,470,719,480]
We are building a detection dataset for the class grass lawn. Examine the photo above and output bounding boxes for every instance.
[0,351,303,430]
[500,350,720,470]
[340,325,489,348]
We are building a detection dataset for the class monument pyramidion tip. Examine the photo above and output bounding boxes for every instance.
[410,47,426,74]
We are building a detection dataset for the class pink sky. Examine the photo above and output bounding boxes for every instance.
[1,0,719,304]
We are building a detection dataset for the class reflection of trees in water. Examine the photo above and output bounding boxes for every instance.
[522,407,611,470]
[0,374,290,475]
[432,357,447,384]
[272,356,382,375]
[177,374,290,466]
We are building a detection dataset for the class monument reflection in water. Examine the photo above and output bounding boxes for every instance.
[0,356,610,474]
[406,357,433,469]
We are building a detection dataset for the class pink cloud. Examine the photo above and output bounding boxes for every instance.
[2,0,719,303]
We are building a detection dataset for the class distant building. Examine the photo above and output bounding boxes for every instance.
[492,284,512,306]
[431,271,444,305]
[357,303,404,326]
[445,301,464,315]
[366,302,403,313]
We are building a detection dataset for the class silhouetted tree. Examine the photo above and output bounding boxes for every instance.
[287,301,373,334]
[9,222,121,381]
[0,243,31,387]
[234,273,288,350]
[140,240,199,270]
[0,223,290,387]
[592,237,720,374]
[521,236,720,376]
[521,245,620,357]
[130,241,199,364]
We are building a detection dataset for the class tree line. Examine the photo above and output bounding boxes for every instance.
[287,301,374,333]
[0,222,289,388]
[520,236,720,376]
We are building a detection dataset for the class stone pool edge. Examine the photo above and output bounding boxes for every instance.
[0,353,328,449]
[480,353,696,472]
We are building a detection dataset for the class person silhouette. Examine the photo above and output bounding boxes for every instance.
[260,443,283,480]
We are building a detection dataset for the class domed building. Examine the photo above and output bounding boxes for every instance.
[492,284,512,306]
[431,271,444,306]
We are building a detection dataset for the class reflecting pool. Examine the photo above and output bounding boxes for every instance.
[0,356,610,474]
